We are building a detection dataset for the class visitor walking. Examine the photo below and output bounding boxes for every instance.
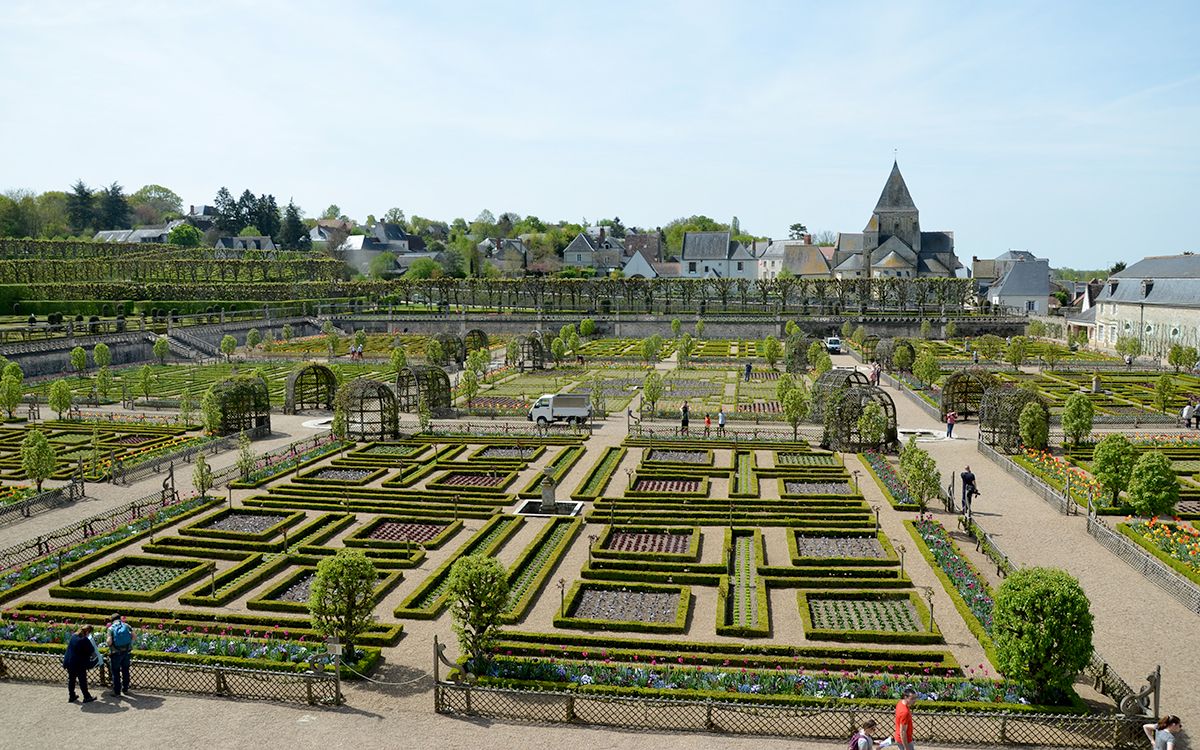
[1143,715,1182,750]
[62,624,98,704]
[1191,398,1200,429]
[961,465,979,516]
[945,410,958,439]
[107,612,134,697]
[680,401,689,436]
[894,688,917,750]
[849,718,878,750]
[703,413,711,437]
[744,362,753,382]
[717,408,726,436]
[1181,403,1193,430]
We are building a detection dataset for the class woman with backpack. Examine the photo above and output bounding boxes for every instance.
[849,718,879,750]
[107,613,134,697]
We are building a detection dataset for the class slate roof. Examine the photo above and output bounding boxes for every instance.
[919,231,954,255]
[215,236,277,252]
[872,235,917,265]
[874,161,917,212]
[1066,306,1097,325]
[835,233,863,254]
[996,249,1038,262]
[918,257,949,275]
[990,259,1049,298]
[833,254,865,272]
[1112,254,1200,280]
[1096,277,1200,307]
[681,231,735,260]
[874,251,909,269]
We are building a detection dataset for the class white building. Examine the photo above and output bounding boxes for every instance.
[678,231,757,279]
[1091,254,1200,357]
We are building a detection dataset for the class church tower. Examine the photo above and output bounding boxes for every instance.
[871,161,921,254]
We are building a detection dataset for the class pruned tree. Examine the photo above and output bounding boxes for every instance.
[20,429,56,491]
[192,453,214,495]
[642,372,664,413]
[48,379,73,419]
[446,554,510,673]
[69,346,87,374]
[154,336,170,365]
[219,335,237,362]
[1060,394,1094,447]
[308,549,379,662]
[1127,451,1179,517]
[994,567,1093,701]
[1092,433,1137,506]
[782,383,811,440]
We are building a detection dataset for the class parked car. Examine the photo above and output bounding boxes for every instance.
[825,336,843,354]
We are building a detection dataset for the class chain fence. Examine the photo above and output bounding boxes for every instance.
[0,479,86,529]
[975,438,1078,515]
[434,683,1145,748]
[0,649,338,706]
[1086,512,1200,615]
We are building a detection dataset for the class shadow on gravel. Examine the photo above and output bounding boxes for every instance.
[122,692,166,711]
[356,661,433,699]
[81,699,128,714]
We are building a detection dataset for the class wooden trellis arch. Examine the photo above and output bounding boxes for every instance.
[395,365,452,413]
[434,332,466,365]
[873,338,915,371]
[208,374,271,435]
[464,329,489,353]
[979,385,1048,454]
[811,367,870,422]
[515,333,546,372]
[822,384,898,453]
[939,366,997,420]
[283,362,336,414]
[333,378,400,441]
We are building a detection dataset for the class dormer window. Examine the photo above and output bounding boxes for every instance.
[1141,279,1153,297]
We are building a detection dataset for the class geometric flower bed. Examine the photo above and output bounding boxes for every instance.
[807,597,920,632]
[294,466,386,486]
[606,531,692,555]
[645,449,711,465]
[909,517,995,636]
[555,581,691,633]
[783,481,853,496]
[631,478,701,494]
[342,515,464,551]
[861,451,920,511]
[1119,518,1200,584]
[51,555,209,602]
[182,508,302,542]
[204,513,290,534]
[427,470,515,491]
[474,445,542,461]
[793,535,885,559]
[88,564,192,592]
[776,452,839,466]
[364,520,450,545]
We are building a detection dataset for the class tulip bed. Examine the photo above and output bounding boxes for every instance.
[1118,518,1200,586]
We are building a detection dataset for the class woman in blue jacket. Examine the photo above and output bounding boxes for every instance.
[62,624,98,703]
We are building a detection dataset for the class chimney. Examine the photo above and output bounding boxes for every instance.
[189,205,195,215]
[599,226,606,242]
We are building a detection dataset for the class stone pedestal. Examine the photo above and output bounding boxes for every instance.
[539,467,557,514]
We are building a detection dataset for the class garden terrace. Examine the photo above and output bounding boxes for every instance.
[0,421,199,482]
[50,554,210,603]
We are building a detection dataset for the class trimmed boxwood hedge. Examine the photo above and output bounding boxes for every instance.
[787,528,899,567]
[51,554,211,603]
[553,580,691,634]
[179,507,305,542]
[1117,522,1200,587]
[501,516,581,624]
[571,446,625,501]
[227,440,350,489]
[591,525,701,562]
[797,589,942,644]
[248,566,404,614]
[177,552,292,607]
[343,516,464,551]
[293,464,388,486]
[518,445,586,499]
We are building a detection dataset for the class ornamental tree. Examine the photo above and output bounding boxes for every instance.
[640,335,662,364]
[785,320,800,337]
[49,379,73,419]
[913,351,940,389]
[579,318,596,338]
[670,318,681,337]
[466,349,489,380]
[219,334,237,362]
[154,335,170,364]
[676,333,695,369]
[236,432,255,480]
[588,372,606,417]
[813,350,832,376]
[309,549,379,662]
[1006,336,1029,369]
[1060,394,1094,447]
[200,388,221,434]
[1092,433,1137,506]
[322,321,338,359]
[993,567,1093,701]
[642,372,664,413]
[282,323,294,342]
[782,384,811,440]
[975,334,1003,361]
[919,319,932,339]
[0,374,21,419]
[447,554,510,673]
[852,325,867,348]
[944,320,957,339]
[806,340,825,368]
[892,344,914,372]
[1115,335,1141,361]
[4,362,23,384]
[694,319,705,338]
[425,338,446,367]
[460,369,480,407]
[1027,320,1047,338]
[1153,374,1175,414]
[899,436,941,513]
[245,328,262,349]
[1042,345,1063,371]
[167,223,203,246]
[192,453,214,495]
[390,346,407,375]
[92,342,111,368]
[1018,400,1048,450]
[1167,344,1197,373]
[762,336,782,369]
[551,337,567,363]
[841,320,853,339]
[20,429,57,491]
[139,364,155,399]
[1127,450,1179,517]
[178,387,194,426]
[857,401,888,449]
[70,346,87,374]
[776,373,796,403]
[95,366,112,400]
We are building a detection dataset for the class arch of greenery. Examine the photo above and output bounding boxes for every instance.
[515,333,546,372]
[873,338,915,371]
[784,334,810,373]
[939,366,998,420]
[434,333,466,365]
[395,365,452,413]
[979,385,1048,454]
[822,384,898,453]
[333,378,400,441]
[811,367,870,422]
[209,374,271,435]
[283,362,337,414]
[464,329,489,353]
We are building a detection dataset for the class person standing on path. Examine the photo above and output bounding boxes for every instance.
[63,624,98,704]
[1181,403,1192,430]
[960,466,978,516]
[894,688,917,750]
[945,410,958,439]
[717,408,726,436]
[680,401,689,436]
[107,612,134,697]
[703,413,711,437]
[744,362,752,382]
[1143,715,1182,750]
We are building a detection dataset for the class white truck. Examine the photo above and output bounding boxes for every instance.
[825,336,843,354]
[528,393,592,425]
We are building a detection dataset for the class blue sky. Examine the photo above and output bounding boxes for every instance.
[2,0,1197,268]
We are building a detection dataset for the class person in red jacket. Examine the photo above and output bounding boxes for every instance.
[894,688,917,750]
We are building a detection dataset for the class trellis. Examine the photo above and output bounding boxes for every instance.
[822,384,898,452]
[283,362,336,414]
[939,366,997,420]
[464,329,489,353]
[434,332,466,365]
[811,367,870,422]
[979,385,1048,454]
[784,334,809,374]
[515,333,546,372]
[333,378,399,441]
[395,365,452,413]
[873,338,915,371]
[208,375,271,435]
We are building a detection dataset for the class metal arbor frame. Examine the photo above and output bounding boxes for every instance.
[283,362,336,414]
[209,374,271,435]
[395,365,452,413]
[823,384,898,452]
[979,385,1048,453]
[434,332,467,365]
[784,334,810,374]
[333,378,400,441]
[874,338,915,371]
[811,367,870,422]
[516,333,546,372]
[464,329,489,353]
[939,366,997,420]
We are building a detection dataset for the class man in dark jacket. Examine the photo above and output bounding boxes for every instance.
[63,624,97,703]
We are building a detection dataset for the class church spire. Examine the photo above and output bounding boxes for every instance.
[874,160,917,212]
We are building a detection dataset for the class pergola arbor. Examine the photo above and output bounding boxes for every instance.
[515,333,546,372]
[811,367,870,422]
[209,374,271,435]
[395,365,452,413]
[283,362,337,414]
[822,384,898,452]
[464,329,489,353]
[939,366,998,420]
[784,334,810,374]
[333,378,400,441]
[979,385,1048,453]
[873,338,915,371]
[434,332,466,366]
